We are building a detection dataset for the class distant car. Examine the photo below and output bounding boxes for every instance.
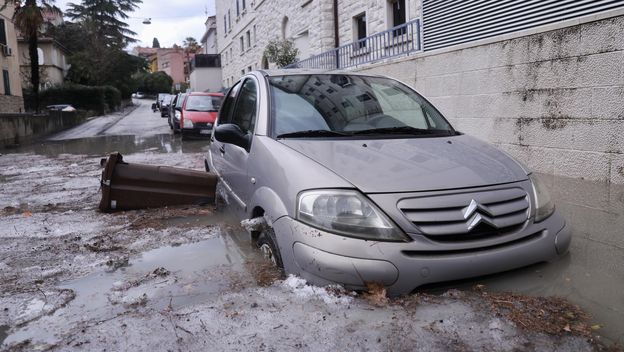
[208,70,571,295]
[155,93,170,112]
[180,92,223,137]
[160,94,173,118]
[168,93,187,133]
[46,104,75,111]
[135,92,145,99]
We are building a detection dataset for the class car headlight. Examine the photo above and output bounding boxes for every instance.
[529,174,555,222]
[184,119,194,129]
[174,111,181,120]
[297,189,408,241]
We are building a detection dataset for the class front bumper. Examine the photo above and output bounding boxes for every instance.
[182,123,213,137]
[272,211,570,295]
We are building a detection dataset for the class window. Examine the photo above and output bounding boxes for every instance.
[228,10,231,30]
[253,25,257,44]
[353,13,367,48]
[223,15,227,33]
[239,36,244,52]
[218,81,242,125]
[236,0,240,17]
[246,30,251,49]
[0,19,7,46]
[389,0,406,35]
[247,66,252,72]
[3,69,11,95]
[242,0,246,10]
[231,79,257,133]
[241,69,245,75]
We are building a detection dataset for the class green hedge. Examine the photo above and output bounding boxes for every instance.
[24,84,122,114]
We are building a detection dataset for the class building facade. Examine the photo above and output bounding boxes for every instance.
[17,38,70,89]
[0,3,24,113]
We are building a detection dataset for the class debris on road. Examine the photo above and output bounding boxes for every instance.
[99,152,218,212]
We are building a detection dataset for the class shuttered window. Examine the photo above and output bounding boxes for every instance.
[3,70,10,96]
[0,18,7,46]
[422,0,624,51]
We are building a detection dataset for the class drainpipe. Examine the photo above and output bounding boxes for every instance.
[333,0,339,69]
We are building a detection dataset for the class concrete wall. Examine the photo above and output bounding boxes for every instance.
[189,67,223,93]
[357,14,624,184]
[0,110,87,148]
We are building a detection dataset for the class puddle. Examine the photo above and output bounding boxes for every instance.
[443,174,624,345]
[0,325,8,345]
[3,227,275,348]
[2,134,209,156]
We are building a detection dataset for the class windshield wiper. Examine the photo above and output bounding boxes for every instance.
[351,126,451,136]
[276,130,353,138]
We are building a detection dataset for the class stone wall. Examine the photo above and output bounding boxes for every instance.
[357,15,624,184]
[0,110,87,148]
[0,95,24,114]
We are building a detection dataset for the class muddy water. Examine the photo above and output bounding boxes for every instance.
[0,326,8,345]
[4,226,270,347]
[3,134,209,156]
[429,174,624,345]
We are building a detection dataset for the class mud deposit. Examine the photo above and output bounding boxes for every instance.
[0,152,615,351]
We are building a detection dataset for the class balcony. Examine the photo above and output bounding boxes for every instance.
[286,19,421,70]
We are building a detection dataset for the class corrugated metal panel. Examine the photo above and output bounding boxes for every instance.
[422,0,624,51]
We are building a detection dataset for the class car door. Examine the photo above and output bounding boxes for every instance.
[210,78,258,209]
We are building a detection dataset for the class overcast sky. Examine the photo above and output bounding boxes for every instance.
[54,0,216,48]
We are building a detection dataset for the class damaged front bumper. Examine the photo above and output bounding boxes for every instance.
[271,212,571,295]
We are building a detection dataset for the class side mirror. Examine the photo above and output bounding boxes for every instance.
[214,123,250,150]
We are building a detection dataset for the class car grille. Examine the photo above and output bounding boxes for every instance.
[193,122,213,129]
[398,187,529,241]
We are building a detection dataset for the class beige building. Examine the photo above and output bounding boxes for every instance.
[18,37,70,90]
[0,3,24,113]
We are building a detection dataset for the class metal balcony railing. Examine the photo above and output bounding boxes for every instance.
[286,19,421,70]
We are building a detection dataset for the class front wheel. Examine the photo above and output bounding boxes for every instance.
[257,229,283,270]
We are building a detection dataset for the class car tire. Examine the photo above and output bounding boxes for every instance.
[256,229,284,270]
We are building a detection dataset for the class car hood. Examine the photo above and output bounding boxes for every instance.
[184,110,218,123]
[279,135,528,193]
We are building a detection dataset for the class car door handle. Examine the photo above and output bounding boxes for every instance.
[219,145,225,154]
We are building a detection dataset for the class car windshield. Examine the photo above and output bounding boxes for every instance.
[269,74,455,138]
[185,95,222,112]
[161,95,172,103]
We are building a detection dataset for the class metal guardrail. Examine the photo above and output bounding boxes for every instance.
[286,19,421,70]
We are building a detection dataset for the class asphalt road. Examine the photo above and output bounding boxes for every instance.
[49,99,170,141]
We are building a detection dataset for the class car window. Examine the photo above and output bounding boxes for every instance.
[175,94,187,108]
[218,81,242,125]
[231,79,257,134]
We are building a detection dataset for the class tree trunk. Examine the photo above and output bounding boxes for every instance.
[26,0,40,112]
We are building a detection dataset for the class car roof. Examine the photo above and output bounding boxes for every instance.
[257,69,384,78]
[186,92,224,96]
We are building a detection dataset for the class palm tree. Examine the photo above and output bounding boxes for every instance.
[2,0,61,112]
[182,37,199,81]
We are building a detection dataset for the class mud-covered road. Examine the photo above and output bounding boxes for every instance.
[0,100,621,351]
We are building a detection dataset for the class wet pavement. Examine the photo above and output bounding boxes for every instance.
[0,102,621,350]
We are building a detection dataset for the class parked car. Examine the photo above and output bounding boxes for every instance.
[168,93,187,133]
[133,92,145,99]
[207,70,571,295]
[155,93,170,112]
[179,92,223,137]
[159,94,173,118]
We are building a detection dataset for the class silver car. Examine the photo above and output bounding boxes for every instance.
[207,70,571,295]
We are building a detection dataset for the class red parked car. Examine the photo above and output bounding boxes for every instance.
[178,92,224,137]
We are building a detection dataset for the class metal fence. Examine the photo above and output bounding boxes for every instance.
[286,19,421,70]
